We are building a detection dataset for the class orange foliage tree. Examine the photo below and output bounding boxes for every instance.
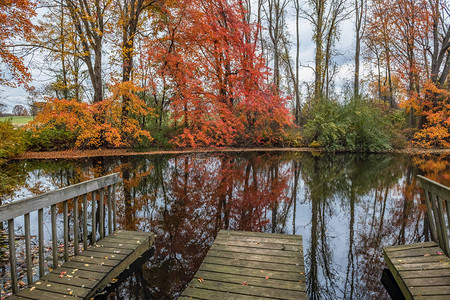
[143,0,292,147]
[412,81,450,148]
[29,81,153,149]
[0,0,36,87]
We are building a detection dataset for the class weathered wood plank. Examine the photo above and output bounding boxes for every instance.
[26,280,91,298]
[206,249,301,265]
[404,277,450,287]
[182,287,263,300]
[181,230,305,300]
[193,270,306,291]
[0,173,121,222]
[202,256,302,272]
[199,263,302,281]
[15,230,154,300]
[215,234,303,246]
[43,273,99,289]
[384,240,450,300]
[188,280,306,300]
[386,247,442,258]
[219,230,301,240]
[384,242,437,252]
[15,288,83,300]
[210,244,303,258]
[212,239,302,252]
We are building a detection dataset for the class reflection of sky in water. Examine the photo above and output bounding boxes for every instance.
[0,152,448,299]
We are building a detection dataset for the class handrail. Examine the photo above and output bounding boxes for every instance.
[1,173,122,294]
[0,173,120,222]
[417,175,450,256]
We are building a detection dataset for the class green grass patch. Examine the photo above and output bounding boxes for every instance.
[0,116,34,126]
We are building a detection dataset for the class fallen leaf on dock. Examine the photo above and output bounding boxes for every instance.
[241,281,248,286]
[437,251,443,255]
[265,276,270,279]
[30,287,35,291]
[198,277,204,283]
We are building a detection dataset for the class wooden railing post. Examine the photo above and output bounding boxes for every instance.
[418,175,450,256]
[91,191,96,244]
[24,213,32,284]
[112,183,117,231]
[38,208,44,277]
[63,200,69,261]
[107,186,112,235]
[83,194,88,250]
[74,196,79,255]
[99,188,105,239]
[51,204,58,269]
[0,173,121,295]
[8,218,18,293]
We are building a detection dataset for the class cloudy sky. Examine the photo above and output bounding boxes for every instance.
[1,1,359,113]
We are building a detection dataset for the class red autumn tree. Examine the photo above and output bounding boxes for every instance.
[0,0,36,87]
[143,0,292,147]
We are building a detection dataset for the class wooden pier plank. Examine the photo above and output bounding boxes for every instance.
[384,241,450,300]
[14,230,154,300]
[181,230,306,300]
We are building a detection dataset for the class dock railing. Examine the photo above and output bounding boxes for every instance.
[417,175,450,256]
[0,173,121,294]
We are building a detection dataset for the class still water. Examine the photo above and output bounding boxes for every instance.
[0,151,449,299]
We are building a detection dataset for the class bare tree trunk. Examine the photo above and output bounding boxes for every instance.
[354,0,366,98]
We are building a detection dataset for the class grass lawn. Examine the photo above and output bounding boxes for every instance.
[0,116,34,126]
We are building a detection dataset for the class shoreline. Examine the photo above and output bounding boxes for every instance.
[14,147,450,160]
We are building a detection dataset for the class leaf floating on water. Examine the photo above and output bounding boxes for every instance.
[198,277,204,283]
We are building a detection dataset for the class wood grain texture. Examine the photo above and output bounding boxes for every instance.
[14,230,154,300]
[0,173,121,222]
[384,241,450,299]
[181,230,306,299]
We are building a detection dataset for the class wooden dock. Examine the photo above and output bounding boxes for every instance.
[10,230,154,299]
[180,230,306,299]
[382,176,450,300]
[383,241,450,299]
[1,173,155,299]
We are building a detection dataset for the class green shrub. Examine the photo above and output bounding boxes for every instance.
[304,99,393,151]
[0,121,26,163]
[24,126,77,151]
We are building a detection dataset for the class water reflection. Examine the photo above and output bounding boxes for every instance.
[0,152,449,299]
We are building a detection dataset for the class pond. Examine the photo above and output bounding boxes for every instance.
[0,151,449,299]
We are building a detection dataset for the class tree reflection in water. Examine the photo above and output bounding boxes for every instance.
[0,152,448,299]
